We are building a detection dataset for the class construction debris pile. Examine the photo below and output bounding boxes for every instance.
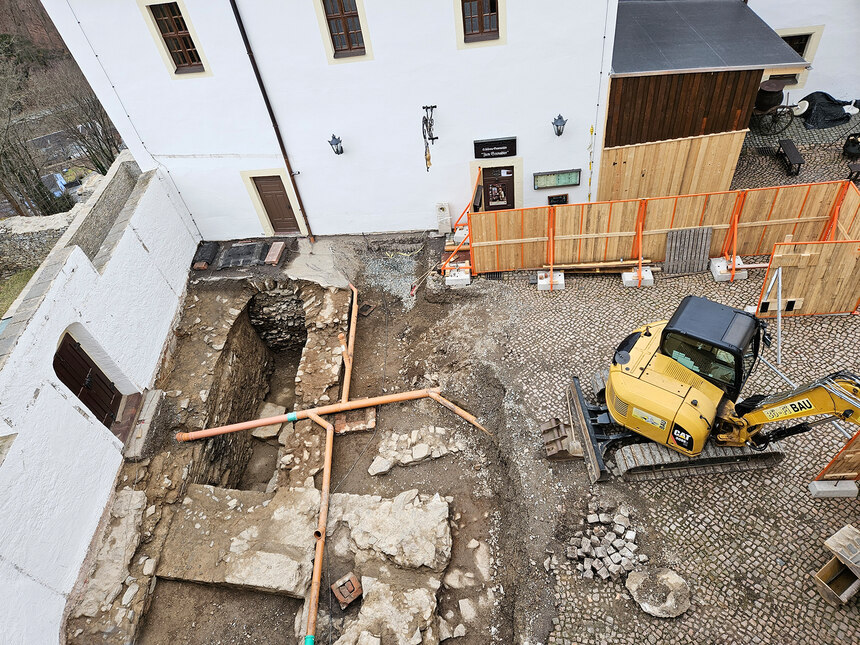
[368,425,467,476]
[566,499,648,582]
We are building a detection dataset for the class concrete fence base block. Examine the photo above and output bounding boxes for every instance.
[445,268,471,287]
[808,480,859,499]
[710,257,748,283]
[537,270,565,291]
[621,267,654,288]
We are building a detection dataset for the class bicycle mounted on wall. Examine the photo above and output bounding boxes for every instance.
[422,105,438,172]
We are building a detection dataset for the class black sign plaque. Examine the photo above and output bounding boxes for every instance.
[474,137,517,159]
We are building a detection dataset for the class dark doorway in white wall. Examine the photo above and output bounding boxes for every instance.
[253,176,300,235]
[483,166,515,211]
[53,333,122,429]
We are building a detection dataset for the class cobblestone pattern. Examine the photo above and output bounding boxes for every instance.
[733,112,860,191]
[743,112,860,149]
[434,268,859,644]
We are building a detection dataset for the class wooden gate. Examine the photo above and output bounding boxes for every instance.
[816,430,860,481]
[756,241,860,317]
[53,334,122,427]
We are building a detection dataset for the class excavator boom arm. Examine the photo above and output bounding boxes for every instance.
[730,371,860,448]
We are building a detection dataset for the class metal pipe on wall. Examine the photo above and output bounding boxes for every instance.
[228,0,313,238]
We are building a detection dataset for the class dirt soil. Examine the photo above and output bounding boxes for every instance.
[137,579,302,645]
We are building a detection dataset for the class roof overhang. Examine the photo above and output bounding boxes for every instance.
[612,0,809,77]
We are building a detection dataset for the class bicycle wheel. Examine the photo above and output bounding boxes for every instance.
[757,107,793,135]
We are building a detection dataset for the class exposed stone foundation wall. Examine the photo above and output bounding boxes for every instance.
[65,275,353,645]
[189,308,273,489]
[248,286,307,352]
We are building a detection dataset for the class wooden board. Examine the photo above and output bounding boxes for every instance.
[598,130,746,201]
[757,241,860,317]
[467,179,853,275]
[817,429,860,481]
[664,227,713,274]
[839,182,860,240]
[604,70,762,148]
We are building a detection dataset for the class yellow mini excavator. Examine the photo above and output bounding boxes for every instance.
[569,295,860,482]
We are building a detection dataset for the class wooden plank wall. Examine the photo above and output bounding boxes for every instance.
[604,70,762,148]
[468,181,851,273]
[838,181,860,239]
[757,241,860,317]
[597,131,747,201]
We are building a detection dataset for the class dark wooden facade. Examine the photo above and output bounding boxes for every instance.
[604,69,762,148]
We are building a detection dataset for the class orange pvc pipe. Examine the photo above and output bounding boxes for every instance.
[305,412,334,641]
[175,388,441,442]
[341,283,359,404]
[427,391,491,436]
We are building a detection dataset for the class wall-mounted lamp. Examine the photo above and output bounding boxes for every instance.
[552,114,568,137]
[328,135,343,155]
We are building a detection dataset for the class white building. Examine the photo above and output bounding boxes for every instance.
[40,0,620,240]
[0,153,199,644]
[750,0,859,100]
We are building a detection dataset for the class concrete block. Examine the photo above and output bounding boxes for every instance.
[808,480,859,499]
[710,257,748,282]
[124,389,164,460]
[537,270,564,291]
[453,226,468,245]
[621,267,654,287]
[445,268,471,287]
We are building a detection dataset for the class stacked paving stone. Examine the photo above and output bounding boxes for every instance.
[566,499,648,582]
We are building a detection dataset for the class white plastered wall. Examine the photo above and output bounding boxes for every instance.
[42,0,618,239]
[749,0,860,99]
[0,167,199,643]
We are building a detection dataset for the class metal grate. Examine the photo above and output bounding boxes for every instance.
[216,242,270,269]
[663,227,713,275]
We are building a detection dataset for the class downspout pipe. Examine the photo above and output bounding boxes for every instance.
[228,0,314,238]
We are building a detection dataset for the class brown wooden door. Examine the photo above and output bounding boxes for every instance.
[253,176,300,235]
[53,334,122,428]
[483,166,515,211]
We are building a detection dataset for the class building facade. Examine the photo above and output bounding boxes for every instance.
[40,0,619,239]
[750,0,860,100]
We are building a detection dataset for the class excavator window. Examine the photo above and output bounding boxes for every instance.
[662,332,737,387]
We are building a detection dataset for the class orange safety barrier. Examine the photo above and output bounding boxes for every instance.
[460,177,854,279]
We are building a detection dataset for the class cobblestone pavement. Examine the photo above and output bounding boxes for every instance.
[732,112,860,191]
[436,269,859,644]
[744,112,860,149]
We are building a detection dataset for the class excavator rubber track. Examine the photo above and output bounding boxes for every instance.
[613,441,784,481]
[567,377,785,484]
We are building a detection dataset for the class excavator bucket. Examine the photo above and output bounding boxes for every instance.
[566,377,628,484]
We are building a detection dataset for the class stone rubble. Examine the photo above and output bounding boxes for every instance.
[564,498,647,583]
[625,567,692,618]
[368,425,467,476]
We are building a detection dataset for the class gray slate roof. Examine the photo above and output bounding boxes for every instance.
[613,0,808,76]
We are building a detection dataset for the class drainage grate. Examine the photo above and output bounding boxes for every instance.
[485,272,504,281]
[217,242,271,269]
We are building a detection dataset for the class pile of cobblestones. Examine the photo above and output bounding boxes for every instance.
[566,498,648,582]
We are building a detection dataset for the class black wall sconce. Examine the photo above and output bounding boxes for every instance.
[552,114,567,137]
[328,135,343,155]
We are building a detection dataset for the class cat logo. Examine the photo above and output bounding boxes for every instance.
[763,397,814,421]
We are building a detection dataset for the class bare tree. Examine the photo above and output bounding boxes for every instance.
[31,60,122,175]
[0,47,75,216]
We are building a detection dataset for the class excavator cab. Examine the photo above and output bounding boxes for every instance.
[659,296,763,402]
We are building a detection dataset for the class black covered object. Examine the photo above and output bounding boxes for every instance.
[799,92,858,130]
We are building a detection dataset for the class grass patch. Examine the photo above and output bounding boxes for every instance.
[0,268,37,316]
